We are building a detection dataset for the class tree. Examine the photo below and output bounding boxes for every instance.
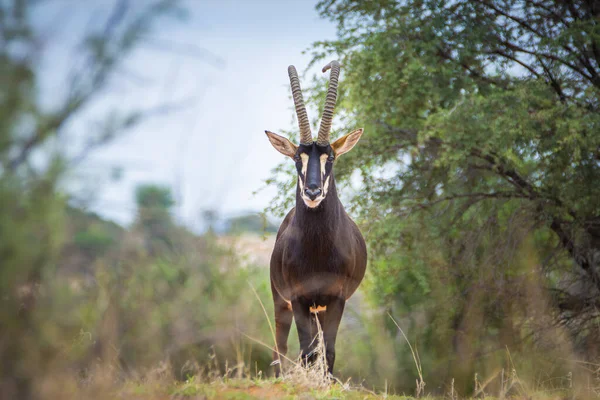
[266,0,600,391]
[0,1,184,398]
[135,184,176,254]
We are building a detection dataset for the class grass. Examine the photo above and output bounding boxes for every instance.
[32,283,600,399]
[119,376,418,399]
[110,376,581,400]
[246,282,335,390]
[62,317,593,400]
[388,313,426,398]
[40,341,597,399]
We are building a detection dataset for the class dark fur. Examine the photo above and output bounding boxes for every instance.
[270,143,367,375]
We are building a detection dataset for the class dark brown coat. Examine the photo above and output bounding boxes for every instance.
[270,169,367,374]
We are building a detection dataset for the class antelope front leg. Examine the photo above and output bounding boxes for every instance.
[322,297,345,374]
[271,282,292,377]
[291,298,319,367]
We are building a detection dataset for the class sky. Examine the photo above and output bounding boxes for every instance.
[35,0,337,230]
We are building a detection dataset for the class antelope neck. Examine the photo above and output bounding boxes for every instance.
[294,175,342,226]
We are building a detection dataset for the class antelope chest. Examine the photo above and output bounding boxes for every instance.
[281,242,352,297]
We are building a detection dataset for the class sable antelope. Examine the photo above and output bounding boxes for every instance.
[264,61,367,375]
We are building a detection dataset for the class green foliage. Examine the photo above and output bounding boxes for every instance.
[266,0,600,393]
[88,229,274,375]
[73,228,115,256]
[70,211,122,258]
[0,1,186,398]
[136,184,176,211]
[135,184,177,254]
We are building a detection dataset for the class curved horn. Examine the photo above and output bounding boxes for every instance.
[316,60,340,146]
[288,65,312,145]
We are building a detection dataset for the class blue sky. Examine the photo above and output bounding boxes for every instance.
[37,0,337,230]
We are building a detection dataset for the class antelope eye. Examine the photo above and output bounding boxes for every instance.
[293,155,301,162]
[327,155,335,162]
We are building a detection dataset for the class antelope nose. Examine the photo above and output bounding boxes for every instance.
[305,188,322,200]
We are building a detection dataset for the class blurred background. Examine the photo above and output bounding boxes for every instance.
[2,0,600,399]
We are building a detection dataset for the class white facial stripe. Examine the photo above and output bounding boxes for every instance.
[298,153,308,196]
[300,154,309,177]
[319,154,329,197]
[323,175,330,196]
[320,154,328,179]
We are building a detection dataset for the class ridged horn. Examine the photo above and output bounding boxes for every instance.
[317,60,340,146]
[288,65,312,145]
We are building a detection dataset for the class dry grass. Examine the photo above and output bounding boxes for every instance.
[33,339,600,399]
[248,282,345,390]
[388,313,426,397]
[277,313,353,391]
[26,282,600,399]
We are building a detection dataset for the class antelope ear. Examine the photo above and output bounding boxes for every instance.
[331,128,363,157]
[265,131,298,158]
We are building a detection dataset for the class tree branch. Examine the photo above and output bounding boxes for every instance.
[401,191,526,215]
[437,46,504,87]
[537,56,566,101]
[549,217,600,293]
[485,49,542,79]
